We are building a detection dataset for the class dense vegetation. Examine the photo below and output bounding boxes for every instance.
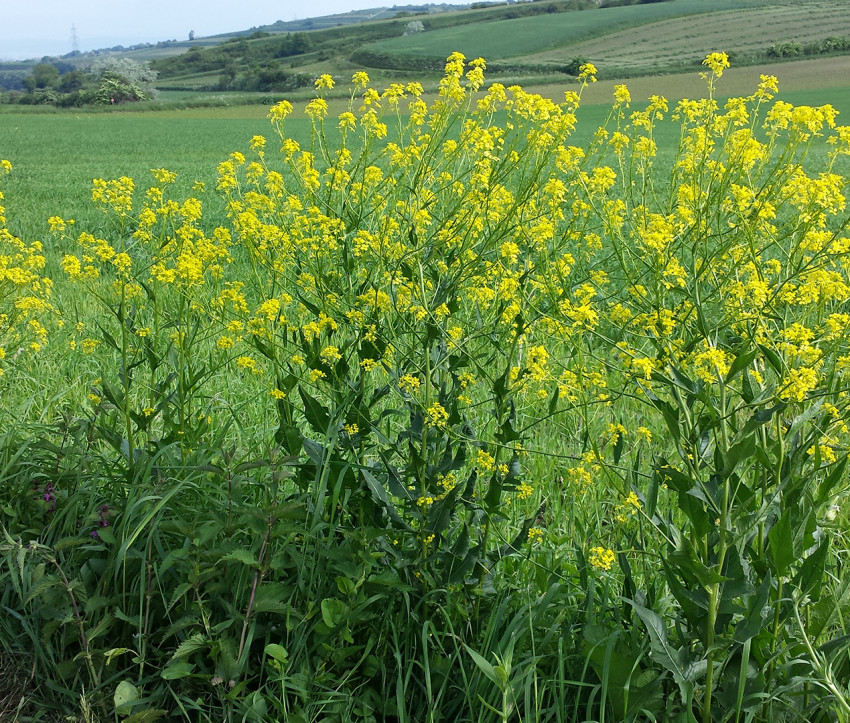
[2,52,850,721]
[0,58,158,107]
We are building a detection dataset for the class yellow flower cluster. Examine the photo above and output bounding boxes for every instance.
[1,161,53,372]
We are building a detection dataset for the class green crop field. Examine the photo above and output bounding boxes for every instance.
[520,0,850,73]
[362,0,774,62]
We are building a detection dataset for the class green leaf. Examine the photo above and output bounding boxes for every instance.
[662,560,707,633]
[722,434,757,477]
[336,576,356,595]
[113,680,140,712]
[646,393,680,445]
[362,469,407,526]
[817,457,847,506]
[726,348,759,383]
[626,599,696,708]
[667,365,698,396]
[104,648,135,666]
[734,573,772,643]
[321,598,347,628]
[220,549,259,568]
[264,643,289,664]
[787,398,824,440]
[463,644,503,689]
[768,509,795,577]
[494,401,520,444]
[758,344,784,375]
[795,537,829,599]
[161,662,194,680]
[613,426,624,465]
[121,710,168,723]
[171,633,209,661]
[299,386,330,435]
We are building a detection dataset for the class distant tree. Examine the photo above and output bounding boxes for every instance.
[89,58,158,104]
[59,70,85,93]
[91,57,157,87]
[404,20,426,35]
[189,30,195,41]
[29,63,60,89]
[277,32,311,58]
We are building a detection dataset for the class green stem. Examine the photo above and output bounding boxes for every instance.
[119,283,134,478]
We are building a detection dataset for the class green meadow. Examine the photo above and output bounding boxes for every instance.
[4,61,850,240]
[3,52,850,723]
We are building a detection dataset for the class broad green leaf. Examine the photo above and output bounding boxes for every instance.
[113,680,140,711]
[817,457,847,505]
[220,549,259,568]
[626,598,696,708]
[265,643,289,664]
[726,348,759,383]
[170,633,209,661]
[795,537,829,599]
[768,509,795,577]
[734,574,772,643]
[299,386,330,435]
[321,598,347,628]
[161,661,194,680]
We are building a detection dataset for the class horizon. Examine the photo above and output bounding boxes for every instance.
[0,1,470,62]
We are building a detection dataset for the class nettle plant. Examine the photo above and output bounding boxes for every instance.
[2,52,850,721]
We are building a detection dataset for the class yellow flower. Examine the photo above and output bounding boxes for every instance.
[315,73,335,90]
[589,546,616,572]
[47,216,68,233]
[702,52,730,78]
[398,374,421,394]
[268,100,293,122]
[515,482,533,500]
[305,98,329,119]
[236,355,259,372]
[613,84,631,107]
[321,345,341,364]
[578,63,597,83]
[426,402,449,429]
[338,112,356,131]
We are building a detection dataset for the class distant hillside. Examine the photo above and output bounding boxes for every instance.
[7,0,850,102]
[241,5,466,35]
[149,0,600,92]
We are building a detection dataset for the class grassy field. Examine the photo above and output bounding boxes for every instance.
[4,55,850,242]
[3,56,850,721]
[363,0,775,62]
[519,0,850,73]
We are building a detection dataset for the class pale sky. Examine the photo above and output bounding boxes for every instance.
[1,1,431,60]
